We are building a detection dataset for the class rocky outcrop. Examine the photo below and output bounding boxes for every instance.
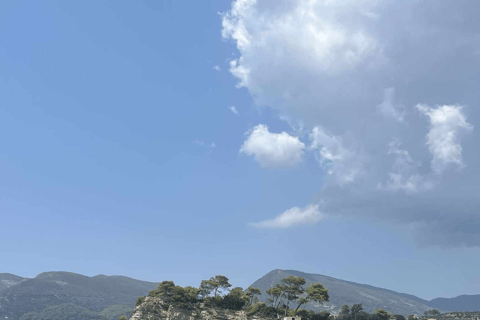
[130,297,249,320]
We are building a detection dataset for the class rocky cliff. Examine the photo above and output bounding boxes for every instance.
[130,297,249,320]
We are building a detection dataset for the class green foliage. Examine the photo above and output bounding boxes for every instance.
[424,310,441,317]
[136,296,146,306]
[266,286,283,308]
[148,281,198,307]
[184,286,201,301]
[200,275,232,298]
[200,280,217,298]
[246,286,262,305]
[375,308,391,320]
[218,287,247,310]
[341,305,351,315]
[118,316,127,320]
[279,275,307,315]
[393,315,406,320]
[408,315,416,320]
[351,304,364,316]
[306,283,329,305]
[19,304,106,320]
[99,305,133,320]
[296,309,331,320]
[247,302,278,318]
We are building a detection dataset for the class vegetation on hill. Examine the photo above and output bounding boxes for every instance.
[249,269,440,316]
[18,304,132,320]
[0,272,157,320]
[141,274,402,320]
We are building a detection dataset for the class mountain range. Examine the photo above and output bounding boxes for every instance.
[1,269,479,320]
[249,270,480,315]
[0,272,158,320]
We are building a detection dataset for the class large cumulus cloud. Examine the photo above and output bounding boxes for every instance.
[222,0,479,247]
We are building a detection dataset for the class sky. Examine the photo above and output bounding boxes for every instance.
[0,0,479,301]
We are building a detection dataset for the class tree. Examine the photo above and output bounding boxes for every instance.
[295,297,310,315]
[281,276,306,315]
[201,275,232,298]
[246,287,262,305]
[118,316,127,320]
[295,282,329,316]
[340,305,351,316]
[199,280,217,298]
[150,281,176,299]
[184,286,200,302]
[211,275,232,296]
[351,304,364,316]
[408,315,416,320]
[220,287,247,310]
[424,310,441,317]
[306,283,329,305]
[266,286,283,308]
[374,308,391,320]
[393,315,406,320]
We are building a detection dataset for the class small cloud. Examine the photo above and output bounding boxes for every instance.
[250,204,322,229]
[416,104,473,173]
[377,87,405,123]
[194,140,216,149]
[194,139,205,147]
[240,124,305,168]
[213,65,221,71]
[229,106,239,115]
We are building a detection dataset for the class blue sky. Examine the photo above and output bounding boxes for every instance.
[1,0,479,301]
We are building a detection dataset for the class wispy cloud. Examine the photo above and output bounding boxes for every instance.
[229,106,239,115]
[213,65,221,71]
[250,205,322,229]
[194,140,216,149]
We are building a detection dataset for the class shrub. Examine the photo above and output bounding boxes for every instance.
[136,297,146,306]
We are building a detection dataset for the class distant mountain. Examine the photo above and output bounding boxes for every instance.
[0,271,159,320]
[428,295,480,312]
[249,269,438,316]
[0,273,27,292]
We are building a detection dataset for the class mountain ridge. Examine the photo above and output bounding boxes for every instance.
[0,271,159,320]
[249,269,479,315]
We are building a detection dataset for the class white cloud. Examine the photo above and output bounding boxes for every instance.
[223,0,480,247]
[377,88,405,122]
[240,124,305,168]
[309,126,363,186]
[250,204,322,229]
[229,106,239,115]
[379,142,434,193]
[213,65,221,71]
[417,104,473,173]
[194,140,216,149]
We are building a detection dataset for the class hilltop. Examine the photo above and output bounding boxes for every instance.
[0,271,158,320]
[248,270,480,315]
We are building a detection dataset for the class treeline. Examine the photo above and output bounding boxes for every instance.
[336,304,398,320]
[139,274,330,319]
[138,274,406,320]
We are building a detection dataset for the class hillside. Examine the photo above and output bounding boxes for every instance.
[249,269,436,316]
[0,273,27,292]
[428,295,480,312]
[0,271,158,320]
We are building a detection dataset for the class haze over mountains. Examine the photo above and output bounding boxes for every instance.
[1,270,479,320]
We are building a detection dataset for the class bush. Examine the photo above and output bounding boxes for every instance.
[247,302,267,316]
[136,296,146,306]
